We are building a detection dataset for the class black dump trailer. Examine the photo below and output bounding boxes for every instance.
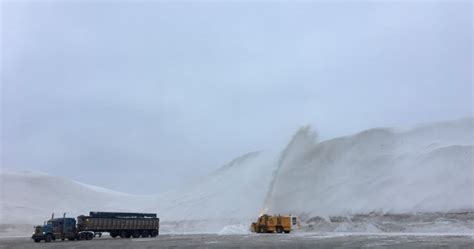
[32,211,159,242]
[77,211,160,238]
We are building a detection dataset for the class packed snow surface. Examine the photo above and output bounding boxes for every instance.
[1,118,473,236]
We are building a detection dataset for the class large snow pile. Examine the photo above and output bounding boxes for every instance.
[265,118,474,217]
[0,170,154,225]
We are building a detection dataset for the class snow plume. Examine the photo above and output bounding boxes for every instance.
[263,126,318,214]
[266,117,474,217]
[217,224,252,235]
[154,151,276,222]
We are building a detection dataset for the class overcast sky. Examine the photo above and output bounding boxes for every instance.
[1,1,472,193]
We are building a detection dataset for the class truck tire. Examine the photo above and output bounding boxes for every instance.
[132,231,140,238]
[141,230,149,238]
[120,231,127,238]
[276,227,282,233]
[34,239,41,243]
[110,232,118,238]
[78,233,85,240]
[68,237,75,241]
[150,230,158,237]
[45,234,52,243]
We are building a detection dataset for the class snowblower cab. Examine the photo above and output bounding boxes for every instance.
[251,214,299,233]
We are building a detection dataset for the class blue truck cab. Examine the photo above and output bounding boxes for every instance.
[32,217,77,242]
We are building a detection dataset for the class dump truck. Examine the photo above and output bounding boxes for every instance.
[251,214,299,233]
[32,211,159,243]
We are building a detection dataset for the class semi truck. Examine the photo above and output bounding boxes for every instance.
[251,214,300,233]
[32,211,159,243]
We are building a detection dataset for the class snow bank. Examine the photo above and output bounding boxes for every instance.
[0,170,155,225]
[265,117,474,217]
[302,212,474,234]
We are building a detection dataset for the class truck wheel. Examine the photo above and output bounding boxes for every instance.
[259,227,265,233]
[132,231,140,238]
[150,230,158,237]
[34,239,41,243]
[141,230,149,238]
[120,231,127,238]
[45,234,52,242]
[68,237,75,241]
[110,232,118,238]
[284,230,290,234]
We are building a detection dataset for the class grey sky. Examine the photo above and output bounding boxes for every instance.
[1,1,472,193]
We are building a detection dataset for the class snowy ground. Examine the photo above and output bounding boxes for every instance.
[0,233,473,249]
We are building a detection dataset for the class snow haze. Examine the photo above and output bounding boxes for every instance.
[1,1,472,194]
